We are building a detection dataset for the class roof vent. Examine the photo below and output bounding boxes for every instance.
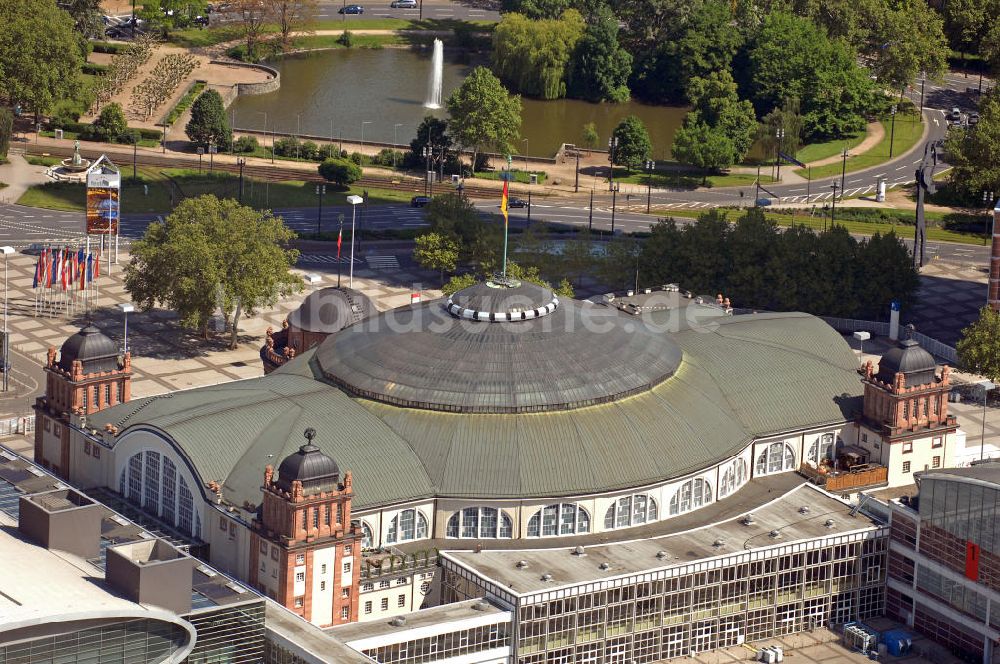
[799,506,810,514]
[516,560,529,569]
[656,550,668,559]
[742,513,755,526]
[540,573,553,581]
[572,546,586,556]
[825,519,836,528]
[390,616,407,627]
[662,283,679,292]
[713,539,726,548]
[769,530,781,539]
[598,562,611,570]
[473,600,491,611]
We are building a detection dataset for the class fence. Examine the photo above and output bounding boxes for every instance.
[819,317,958,365]
[0,415,34,437]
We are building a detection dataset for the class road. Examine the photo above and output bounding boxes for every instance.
[201,0,499,24]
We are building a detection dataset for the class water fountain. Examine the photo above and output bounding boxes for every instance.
[48,140,93,182]
[425,39,443,109]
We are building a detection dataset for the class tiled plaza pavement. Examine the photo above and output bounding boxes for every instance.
[0,251,441,422]
[906,261,987,347]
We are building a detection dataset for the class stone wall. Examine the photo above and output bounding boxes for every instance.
[209,60,281,101]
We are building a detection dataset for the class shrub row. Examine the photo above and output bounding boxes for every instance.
[163,80,207,126]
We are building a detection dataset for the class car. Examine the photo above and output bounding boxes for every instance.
[22,243,46,256]
[339,4,364,13]
[193,15,210,25]
[507,197,528,208]
[410,195,431,207]
[968,112,980,126]
[755,198,772,207]
[391,0,417,7]
[947,107,962,123]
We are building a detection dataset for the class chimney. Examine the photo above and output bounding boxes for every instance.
[106,539,195,615]
[18,488,103,560]
[990,202,1000,311]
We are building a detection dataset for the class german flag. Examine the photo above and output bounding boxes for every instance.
[500,179,509,227]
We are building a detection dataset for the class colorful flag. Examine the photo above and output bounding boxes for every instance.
[32,255,40,289]
[46,252,55,289]
[500,180,509,227]
[94,250,100,279]
[86,253,94,285]
[337,225,343,258]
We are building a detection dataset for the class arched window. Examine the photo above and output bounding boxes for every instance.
[445,507,514,539]
[526,504,590,537]
[669,478,712,516]
[119,451,199,539]
[807,434,835,465]
[602,494,659,530]
[359,522,374,549]
[385,509,429,544]
[719,458,748,499]
[755,442,796,476]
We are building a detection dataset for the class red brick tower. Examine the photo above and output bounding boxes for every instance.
[33,324,131,476]
[249,429,361,626]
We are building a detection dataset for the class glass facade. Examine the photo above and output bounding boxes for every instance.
[359,623,510,664]
[386,509,429,544]
[526,504,590,537]
[446,507,514,539]
[183,601,266,664]
[0,618,188,664]
[118,452,201,540]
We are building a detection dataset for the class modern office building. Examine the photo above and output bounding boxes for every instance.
[886,464,1000,664]
[0,445,265,663]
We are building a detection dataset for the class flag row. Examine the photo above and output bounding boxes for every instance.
[32,247,102,291]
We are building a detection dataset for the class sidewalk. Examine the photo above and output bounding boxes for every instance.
[0,152,56,204]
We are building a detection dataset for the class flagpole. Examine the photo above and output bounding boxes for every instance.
[337,216,343,289]
[502,155,512,280]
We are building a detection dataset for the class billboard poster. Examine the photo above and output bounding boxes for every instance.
[86,170,120,235]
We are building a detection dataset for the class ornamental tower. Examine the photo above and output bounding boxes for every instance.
[249,429,360,626]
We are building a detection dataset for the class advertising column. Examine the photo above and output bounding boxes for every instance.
[86,167,121,268]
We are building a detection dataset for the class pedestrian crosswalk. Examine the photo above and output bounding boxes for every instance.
[295,254,401,270]
[297,255,358,265]
[367,255,400,270]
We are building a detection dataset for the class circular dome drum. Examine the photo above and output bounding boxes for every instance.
[316,283,683,414]
[59,324,119,374]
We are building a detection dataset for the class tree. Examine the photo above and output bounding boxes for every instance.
[442,272,478,295]
[414,232,461,284]
[0,0,83,118]
[671,121,736,177]
[270,0,318,50]
[233,0,271,62]
[424,193,499,268]
[610,115,651,171]
[942,0,993,59]
[566,5,632,102]
[94,103,129,141]
[318,158,362,186]
[581,122,599,153]
[492,10,586,99]
[185,90,232,149]
[958,307,1000,382]
[125,195,300,346]
[61,0,103,40]
[869,0,948,91]
[410,116,452,166]
[944,88,1000,198]
[759,97,804,160]
[0,108,13,160]
[447,67,522,176]
[686,71,758,162]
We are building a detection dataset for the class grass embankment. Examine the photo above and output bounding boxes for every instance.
[168,18,494,47]
[615,167,776,189]
[476,169,547,184]
[39,130,159,149]
[793,114,924,179]
[656,206,990,245]
[17,168,413,215]
[793,129,868,164]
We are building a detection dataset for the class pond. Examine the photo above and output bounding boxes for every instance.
[228,48,688,158]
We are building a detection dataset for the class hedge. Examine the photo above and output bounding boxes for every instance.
[90,41,125,54]
[83,62,109,76]
[51,120,162,141]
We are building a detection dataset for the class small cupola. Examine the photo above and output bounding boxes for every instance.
[275,428,341,493]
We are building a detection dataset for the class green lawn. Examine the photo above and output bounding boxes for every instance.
[476,169,547,184]
[793,114,924,179]
[17,169,176,213]
[794,129,867,165]
[290,33,406,49]
[615,167,776,189]
[25,155,63,167]
[39,130,159,149]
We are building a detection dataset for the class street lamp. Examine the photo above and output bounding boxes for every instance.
[422,146,432,196]
[237,158,246,203]
[347,195,364,288]
[361,121,372,156]
[393,124,403,168]
[610,183,620,235]
[257,111,271,164]
[1,246,12,392]
[608,136,618,192]
[118,303,134,355]
[522,138,529,173]
[315,184,326,234]
[645,160,655,213]
[830,183,840,227]
[888,105,898,159]
[840,147,850,200]
[979,379,996,461]
[775,128,784,181]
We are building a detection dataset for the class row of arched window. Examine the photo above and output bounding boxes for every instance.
[119,451,201,539]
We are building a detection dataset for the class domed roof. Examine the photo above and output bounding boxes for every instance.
[287,287,372,334]
[315,282,684,414]
[276,429,341,492]
[58,324,119,374]
[877,338,937,387]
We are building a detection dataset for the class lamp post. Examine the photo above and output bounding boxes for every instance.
[775,127,784,181]
[237,157,246,203]
[162,125,168,154]
[422,146,431,196]
[610,183,619,235]
[1,246,12,392]
[830,183,839,227]
[888,105,898,159]
[133,141,138,180]
[919,75,926,114]
[118,303,134,356]
[979,380,996,461]
[522,138,529,174]
[361,121,372,156]
[209,144,217,173]
[588,189,593,231]
[645,160,655,213]
[840,147,849,200]
[608,136,618,192]
[568,144,580,193]
[393,124,403,168]
[257,111,270,164]
[316,184,326,234]
[346,195,364,288]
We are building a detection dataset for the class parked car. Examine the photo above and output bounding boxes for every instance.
[339,4,364,13]
[193,15,210,25]
[968,112,981,126]
[507,197,528,208]
[22,243,46,256]
[410,196,431,207]
[755,198,772,207]
[391,0,417,7]
[947,107,962,123]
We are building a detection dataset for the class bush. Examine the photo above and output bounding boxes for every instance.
[301,140,319,160]
[349,151,364,165]
[93,103,129,140]
[117,129,141,144]
[83,62,109,76]
[337,31,353,47]
[91,41,125,54]
[317,143,340,160]
[49,100,85,128]
[318,158,362,186]
[273,136,301,157]
[234,135,259,153]
[373,148,404,167]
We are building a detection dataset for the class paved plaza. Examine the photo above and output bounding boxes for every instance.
[906,260,988,347]
[0,250,441,425]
